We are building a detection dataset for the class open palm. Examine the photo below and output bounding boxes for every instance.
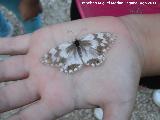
[0,17,142,120]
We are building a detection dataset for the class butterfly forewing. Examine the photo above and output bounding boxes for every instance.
[79,32,114,67]
[41,42,83,73]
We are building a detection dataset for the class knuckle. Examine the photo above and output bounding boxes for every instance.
[0,87,12,112]
[11,110,28,120]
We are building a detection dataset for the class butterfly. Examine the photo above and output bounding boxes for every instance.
[41,32,116,74]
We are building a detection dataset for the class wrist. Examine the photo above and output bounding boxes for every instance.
[119,14,156,77]
[120,15,160,76]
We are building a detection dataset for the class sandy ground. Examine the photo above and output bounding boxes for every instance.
[0,0,160,119]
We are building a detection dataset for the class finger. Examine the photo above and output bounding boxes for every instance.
[103,102,134,120]
[8,101,55,120]
[0,56,29,82]
[0,34,31,55]
[0,79,39,113]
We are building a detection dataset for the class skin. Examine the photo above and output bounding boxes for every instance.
[0,14,159,120]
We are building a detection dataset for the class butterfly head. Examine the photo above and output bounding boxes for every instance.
[74,39,80,47]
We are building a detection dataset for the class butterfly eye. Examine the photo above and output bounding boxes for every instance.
[74,40,80,47]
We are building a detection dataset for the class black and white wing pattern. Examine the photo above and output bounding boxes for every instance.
[41,42,83,73]
[41,32,116,74]
[79,32,116,67]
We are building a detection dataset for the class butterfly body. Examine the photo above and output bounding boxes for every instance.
[74,39,80,47]
[72,39,83,60]
[41,32,116,74]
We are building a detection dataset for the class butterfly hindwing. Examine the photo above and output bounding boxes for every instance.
[41,42,83,73]
[79,32,115,67]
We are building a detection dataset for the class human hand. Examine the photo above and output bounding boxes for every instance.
[0,16,143,120]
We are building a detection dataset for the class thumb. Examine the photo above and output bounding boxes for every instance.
[103,101,134,120]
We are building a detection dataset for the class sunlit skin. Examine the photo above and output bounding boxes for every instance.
[0,14,160,120]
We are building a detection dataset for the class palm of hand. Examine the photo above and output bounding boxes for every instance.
[0,17,141,120]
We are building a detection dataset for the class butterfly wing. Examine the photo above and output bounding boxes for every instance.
[79,32,115,67]
[41,42,83,73]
